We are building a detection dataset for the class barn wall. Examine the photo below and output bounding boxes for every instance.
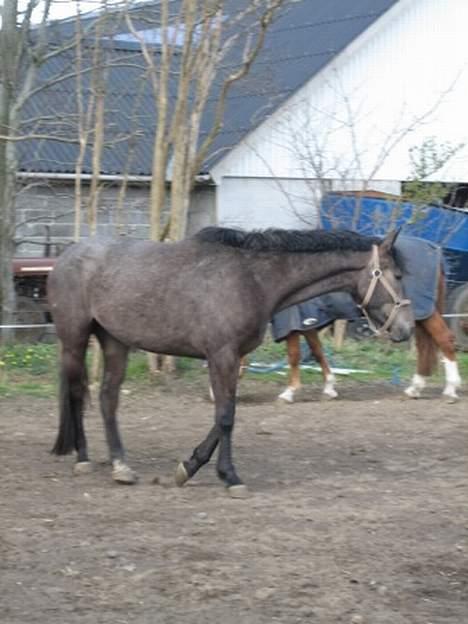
[216,177,320,230]
[212,0,468,186]
[14,179,216,256]
[215,176,402,231]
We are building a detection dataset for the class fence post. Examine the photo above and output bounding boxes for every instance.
[333,320,347,350]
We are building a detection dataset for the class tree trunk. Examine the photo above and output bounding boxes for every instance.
[0,131,17,341]
[0,0,19,340]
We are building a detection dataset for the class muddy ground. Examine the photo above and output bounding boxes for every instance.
[0,376,467,624]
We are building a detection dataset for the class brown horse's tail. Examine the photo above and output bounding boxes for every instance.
[51,357,89,455]
[414,264,445,376]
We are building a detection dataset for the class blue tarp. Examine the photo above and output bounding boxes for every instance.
[320,194,468,285]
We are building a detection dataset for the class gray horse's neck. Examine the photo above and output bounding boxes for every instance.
[253,249,371,314]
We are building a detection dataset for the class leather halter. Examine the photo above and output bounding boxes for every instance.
[358,245,411,335]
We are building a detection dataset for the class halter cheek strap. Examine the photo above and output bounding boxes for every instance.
[357,245,411,335]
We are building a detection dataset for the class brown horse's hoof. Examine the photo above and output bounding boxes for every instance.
[73,461,93,475]
[403,387,420,399]
[277,387,295,403]
[175,462,189,487]
[321,390,338,400]
[227,484,249,499]
[112,460,138,484]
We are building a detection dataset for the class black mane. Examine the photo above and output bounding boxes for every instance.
[195,226,381,253]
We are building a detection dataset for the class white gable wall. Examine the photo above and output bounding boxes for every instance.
[215,177,320,229]
[212,0,468,188]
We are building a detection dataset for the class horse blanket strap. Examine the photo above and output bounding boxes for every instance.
[358,245,411,336]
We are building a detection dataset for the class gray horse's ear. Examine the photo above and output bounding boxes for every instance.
[380,228,401,252]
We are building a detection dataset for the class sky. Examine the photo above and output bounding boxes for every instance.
[18,0,128,24]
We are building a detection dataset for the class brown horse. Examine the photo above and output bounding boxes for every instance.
[277,269,461,403]
[48,227,412,496]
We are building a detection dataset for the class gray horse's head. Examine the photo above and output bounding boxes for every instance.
[355,230,414,342]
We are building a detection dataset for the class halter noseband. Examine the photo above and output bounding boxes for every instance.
[357,245,411,336]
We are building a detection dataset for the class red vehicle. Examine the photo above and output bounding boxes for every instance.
[12,256,57,341]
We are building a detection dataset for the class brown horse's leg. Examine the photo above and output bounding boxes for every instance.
[405,313,461,400]
[422,312,461,400]
[303,329,338,399]
[177,348,246,497]
[404,321,432,398]
[406,268,461,400]
[278,332,302,403]
[95,327,135,483]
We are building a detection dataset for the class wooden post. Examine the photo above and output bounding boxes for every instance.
[333,320,347,350]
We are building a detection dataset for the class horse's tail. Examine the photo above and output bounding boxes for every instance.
[414,263,445,376]
[51,356,89,455]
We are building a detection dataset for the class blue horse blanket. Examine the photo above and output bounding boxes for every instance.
[271,236,442,342]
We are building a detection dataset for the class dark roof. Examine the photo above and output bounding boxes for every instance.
[17,0,399,177]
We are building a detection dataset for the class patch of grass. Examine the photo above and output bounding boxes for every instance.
[325,337,416,381]
[0,337,467,396]
[0,343,57,375]
[0,343,58,396]
[0,343,208,395]
[458,353,468,378]
[245,333,468,386]
[126,351,152,381]
[0,378,56,397]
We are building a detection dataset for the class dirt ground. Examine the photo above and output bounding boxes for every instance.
[0,376,467,624]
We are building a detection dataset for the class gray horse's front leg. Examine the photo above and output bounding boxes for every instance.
[176,350,247,497]
[175,425,219,485]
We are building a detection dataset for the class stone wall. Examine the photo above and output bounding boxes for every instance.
[14,178,216,257]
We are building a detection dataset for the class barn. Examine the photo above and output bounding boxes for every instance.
[210,0,468,229]
[14,0,468,254]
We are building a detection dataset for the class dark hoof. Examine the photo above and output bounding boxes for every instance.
[227,484,249,499]
[175,462,189,487]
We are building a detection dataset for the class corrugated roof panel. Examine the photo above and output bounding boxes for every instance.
[17,0,399,176]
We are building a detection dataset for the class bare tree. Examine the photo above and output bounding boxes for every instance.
[123,0,289,242]
[253,69,466,230]
[0,0,56,336]
[0,0,20,337]
[0,0,146,339]
[0,0,288,351]
[0,0,100,335]
[120,0,290,373]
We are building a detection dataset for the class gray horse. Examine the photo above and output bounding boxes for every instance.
[47,227,413,496]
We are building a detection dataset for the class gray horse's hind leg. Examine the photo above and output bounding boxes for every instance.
[52,336,92,474]
[95,327,135,484]
[64,344,90,464]
[176,349,247,497]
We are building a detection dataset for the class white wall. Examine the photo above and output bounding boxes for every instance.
[212,0,468,186]
[217,177,320,229]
